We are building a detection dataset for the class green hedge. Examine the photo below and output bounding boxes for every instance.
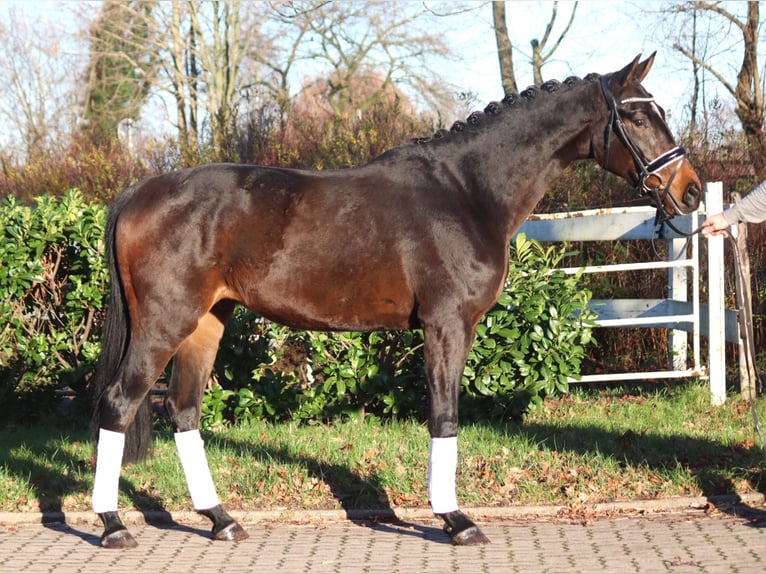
[0,192,595,426]
[0,190,107,415]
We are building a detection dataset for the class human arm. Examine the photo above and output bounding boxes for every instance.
[701,179,766,236]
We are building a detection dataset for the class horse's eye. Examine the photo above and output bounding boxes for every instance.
[633,118,647,128]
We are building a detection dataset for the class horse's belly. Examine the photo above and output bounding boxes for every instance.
[236,260,415,332]
[251,287,414,332]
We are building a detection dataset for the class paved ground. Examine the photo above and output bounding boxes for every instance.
[1,498,765,573]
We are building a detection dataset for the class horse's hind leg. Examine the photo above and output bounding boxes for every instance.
[165,302,248,542]
[94,342,177,549]
[94,431,137,549]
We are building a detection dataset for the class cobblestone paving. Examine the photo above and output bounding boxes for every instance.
[1,511,764,573]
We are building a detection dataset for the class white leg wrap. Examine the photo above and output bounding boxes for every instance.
[428,436,459,514]
[92,429,125,514]
[174,430,220,510]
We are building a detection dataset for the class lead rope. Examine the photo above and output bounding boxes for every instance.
[652,221,765,450]
[649,205,698,262]
[722,230,766,450]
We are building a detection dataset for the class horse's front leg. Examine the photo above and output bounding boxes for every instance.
[424,319,491,546]
[166,310,248,542]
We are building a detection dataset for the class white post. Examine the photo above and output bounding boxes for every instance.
[669,237,688,370]
[706,182,726,405]
[691,225,702,372]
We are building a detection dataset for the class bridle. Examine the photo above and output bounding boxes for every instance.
[600,75,689,228]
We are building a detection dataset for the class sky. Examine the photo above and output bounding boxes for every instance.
[439,1,702,129]
[0,1,744,146]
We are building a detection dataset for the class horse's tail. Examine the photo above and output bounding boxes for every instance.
[92,185,153,464]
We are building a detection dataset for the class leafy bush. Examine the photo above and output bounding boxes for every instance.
[205,314,427,427]
[0,190,107,417]
[462,233,596,418]
[202,233,595,429]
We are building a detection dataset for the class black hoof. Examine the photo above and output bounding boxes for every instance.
[98,511,138,549]
[198,505,249,542]
[438,510,491,546]
[450,524,491,545]
[213,520,249,542]
[101,528,138,549]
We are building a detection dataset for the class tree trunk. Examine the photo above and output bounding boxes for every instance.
[492,1,517,95]
[736,2,766,174]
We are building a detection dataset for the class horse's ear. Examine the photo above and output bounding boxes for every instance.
[613,52,656,87]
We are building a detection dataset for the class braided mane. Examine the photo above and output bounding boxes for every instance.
[415,73,601,144]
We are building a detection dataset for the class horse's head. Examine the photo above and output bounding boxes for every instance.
[595,53,702,217]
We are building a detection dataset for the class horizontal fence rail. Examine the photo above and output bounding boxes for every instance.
[514,182,733,403]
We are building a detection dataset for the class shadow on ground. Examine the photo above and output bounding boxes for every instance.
[1,410,764,545]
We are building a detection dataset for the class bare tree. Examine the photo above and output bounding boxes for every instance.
[70,1,455,163]
[99,0,450,161]
[686,5,703,134]
[147,1,267,160]
[257,1,453,123]
[492,1,517,95]
[187,0,248,150]
[76,1,267,161]
[491,1,578,92]
[0,8,79,161]
[529,1,578,86]
[670,1,765,172]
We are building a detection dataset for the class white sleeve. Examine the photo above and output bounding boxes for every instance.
[723,180,766,224]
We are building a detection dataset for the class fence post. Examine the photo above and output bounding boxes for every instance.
[669,237,688,370]
[706,182,726,405]
[731,193,758,399]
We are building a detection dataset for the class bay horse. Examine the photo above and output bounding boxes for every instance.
[91,53,701,549]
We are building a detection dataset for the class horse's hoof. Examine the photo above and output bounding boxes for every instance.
[100,528,138,549]
[438,510,491,546]
[98,511,138,549]
[198,505,249,542]
[213,520,249,542]
[450,525,491,546]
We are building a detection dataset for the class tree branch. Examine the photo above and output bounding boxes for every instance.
[673,43,737,101]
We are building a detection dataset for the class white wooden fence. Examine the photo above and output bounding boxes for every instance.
[515,182,736,404]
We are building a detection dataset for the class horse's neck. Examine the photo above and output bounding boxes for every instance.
[441,85,603,238]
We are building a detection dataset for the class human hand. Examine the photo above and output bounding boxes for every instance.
[700,212,730,237]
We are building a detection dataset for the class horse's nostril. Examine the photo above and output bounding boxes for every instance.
[684,183,701,207]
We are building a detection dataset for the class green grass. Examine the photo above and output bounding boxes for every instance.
[0,381,764,513]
